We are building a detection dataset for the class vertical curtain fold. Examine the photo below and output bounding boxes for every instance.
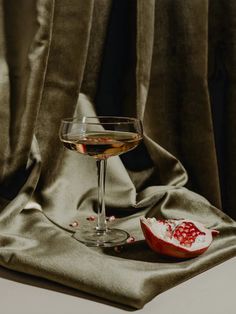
[142,0,222,208]
[35,0,95,186]
[208,0,236,218]
[0,1,10,187]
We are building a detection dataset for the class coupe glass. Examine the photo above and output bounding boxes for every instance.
[59,116,143,247]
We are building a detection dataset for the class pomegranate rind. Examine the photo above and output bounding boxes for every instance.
[140,217,219,259]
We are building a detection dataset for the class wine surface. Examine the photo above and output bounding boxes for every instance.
[62,131,142,159]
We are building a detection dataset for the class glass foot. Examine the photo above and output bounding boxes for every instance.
[73,228,130,247]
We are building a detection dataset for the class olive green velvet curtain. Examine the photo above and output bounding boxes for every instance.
[142,0,236,220]
[0,0,235,309]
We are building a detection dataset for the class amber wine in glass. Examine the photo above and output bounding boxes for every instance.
[59,116,143,247]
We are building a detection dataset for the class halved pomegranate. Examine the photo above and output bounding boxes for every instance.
[140,217,219,258]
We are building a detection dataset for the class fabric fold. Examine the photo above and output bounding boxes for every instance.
[0,183,235,309]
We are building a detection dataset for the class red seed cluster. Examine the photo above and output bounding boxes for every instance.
[173,222,205,247]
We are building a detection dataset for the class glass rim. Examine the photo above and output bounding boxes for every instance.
[60,116,141,125]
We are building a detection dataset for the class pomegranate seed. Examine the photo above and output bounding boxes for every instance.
[114,246,123,253]
[86,215,96,221]
[107,215,116,222]
[69,221,79,227]
[126,236,135,243]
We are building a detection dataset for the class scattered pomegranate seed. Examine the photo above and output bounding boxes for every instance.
[69,221,79,227]
[126,236,135,243]
[114,246,123,253]
[86,215,96,221]
[107,215,116,222]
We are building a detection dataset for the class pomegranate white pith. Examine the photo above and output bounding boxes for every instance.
[140,217,219,258]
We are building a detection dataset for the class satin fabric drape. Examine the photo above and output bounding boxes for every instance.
[0,0,235,309]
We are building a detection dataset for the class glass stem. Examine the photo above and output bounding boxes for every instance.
[96,159,107,232]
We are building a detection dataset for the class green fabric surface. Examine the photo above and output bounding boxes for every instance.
[0,0,236,309]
